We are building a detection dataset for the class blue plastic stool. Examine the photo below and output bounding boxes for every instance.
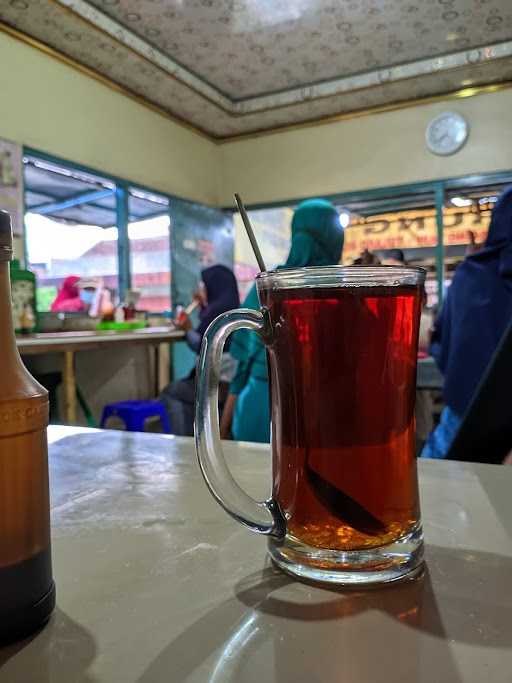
[100,400,171,434]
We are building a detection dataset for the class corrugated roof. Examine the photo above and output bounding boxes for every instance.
[24,156,168,227]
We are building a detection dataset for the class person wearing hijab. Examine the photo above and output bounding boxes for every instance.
[160,264,240,436]
[179,264,241,353]
[422,187,512,458]
[220,198,344,443]
[51,276,85,313]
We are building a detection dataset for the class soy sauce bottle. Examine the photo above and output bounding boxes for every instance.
[0,211,55,642]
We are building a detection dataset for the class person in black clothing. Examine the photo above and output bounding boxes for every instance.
[160,264,240,436]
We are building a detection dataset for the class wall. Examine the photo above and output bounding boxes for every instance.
[0,30,218,206]
[4,24,512,212]
[24,347,155,427]
[218,88,512,206]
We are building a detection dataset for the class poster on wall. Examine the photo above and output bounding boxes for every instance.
[0,137,24,237]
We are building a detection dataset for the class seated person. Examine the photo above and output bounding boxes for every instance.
[51,276,98,313]
[160,264,240,436]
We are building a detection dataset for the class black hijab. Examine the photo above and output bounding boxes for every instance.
[196,264,240,339]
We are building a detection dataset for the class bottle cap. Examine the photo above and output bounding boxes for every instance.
[0,211,13,262]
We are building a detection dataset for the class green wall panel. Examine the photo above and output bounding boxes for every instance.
[170,199,234,379]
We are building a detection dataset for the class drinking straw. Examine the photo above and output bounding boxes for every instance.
[234,193,267,273]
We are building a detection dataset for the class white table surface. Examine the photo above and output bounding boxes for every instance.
[0,426,510,682]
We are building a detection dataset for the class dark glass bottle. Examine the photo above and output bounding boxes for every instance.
[0,211,55,643]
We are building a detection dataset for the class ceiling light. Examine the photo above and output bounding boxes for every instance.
[478,196,498,204]
[450,196,472,208]
[339,212,350,229]
[235,0,309,31]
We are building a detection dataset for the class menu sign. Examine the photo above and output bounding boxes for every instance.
[343,205,492,263]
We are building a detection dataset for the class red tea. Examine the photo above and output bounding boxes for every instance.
[262,284,422,551]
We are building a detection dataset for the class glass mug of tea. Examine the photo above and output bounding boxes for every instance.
[196,266,426,585]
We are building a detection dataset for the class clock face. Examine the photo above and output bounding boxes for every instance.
[426,112,469,156]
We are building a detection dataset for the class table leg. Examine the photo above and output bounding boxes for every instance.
[63,350,77,424]
[154,344,160,397]
[168,342,173,385]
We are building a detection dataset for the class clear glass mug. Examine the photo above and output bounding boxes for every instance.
[195,266,426,585]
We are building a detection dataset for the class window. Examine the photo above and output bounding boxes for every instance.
[24,155,119,311]
[338,190,441,306]
[338,182,508,307]
[234,207,292,300]
[128,189,171,312]
[24,155,174,314]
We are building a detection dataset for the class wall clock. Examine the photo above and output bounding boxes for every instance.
[426,112,469,156]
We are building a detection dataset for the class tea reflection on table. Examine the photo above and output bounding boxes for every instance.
[207,543,512,683]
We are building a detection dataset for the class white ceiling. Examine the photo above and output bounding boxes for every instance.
[2,0,512,139]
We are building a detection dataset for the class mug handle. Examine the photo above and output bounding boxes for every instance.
[195,308,286,538]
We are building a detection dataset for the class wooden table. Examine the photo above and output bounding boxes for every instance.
[16,328,185,424]
[0,427,510,682]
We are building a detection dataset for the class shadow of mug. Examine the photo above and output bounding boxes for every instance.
[139,543,512,682]
[0,608,97,682]
[228,544,512,682]
[235,544,512,637]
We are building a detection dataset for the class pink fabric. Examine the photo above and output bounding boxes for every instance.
[51,276,85,313]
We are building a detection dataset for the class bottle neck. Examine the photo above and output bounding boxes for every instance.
[0,261,21,365]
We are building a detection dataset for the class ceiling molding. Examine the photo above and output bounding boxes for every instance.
[4,19,512,145]
[55,0,512,117]
[234,42,512,114]
[53,0,233,112]
[215,82,512,143]
[3,0,512,141]
[0,21,215,141]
